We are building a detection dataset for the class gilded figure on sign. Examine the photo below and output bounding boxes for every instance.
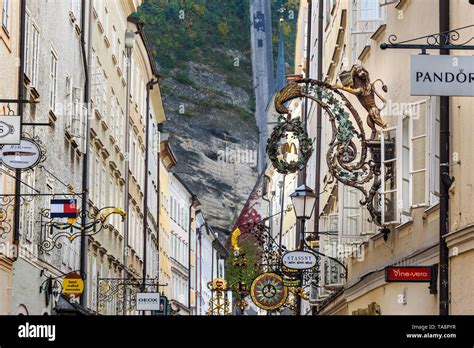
[334,65,388,138]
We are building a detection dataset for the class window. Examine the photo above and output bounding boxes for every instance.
[24,10,31,76]
[104,6,109,38]
[110,93,116,139]
[131,137,136,176]
[350,0,385,65]
[325,0,330,27]
[401,116,410,214]
[381,127,398,224]
[101,164,106,208]
[359,0,382,21]
[112,26,117,61]
[49,49,58,113]
[24,15,40,88]
[410,100,429,207]
[94,155,100,205]
[2,0,10,32]
[429,97,440,206]
[342,186,361,235]
[109,178,114,206]
[69,0,81,17]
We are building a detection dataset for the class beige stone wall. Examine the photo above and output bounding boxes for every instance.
[303,0,474,315]
[0,0,19,315]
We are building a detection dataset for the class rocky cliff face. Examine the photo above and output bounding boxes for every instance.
[161,61,258,232]
[137,0,297,234]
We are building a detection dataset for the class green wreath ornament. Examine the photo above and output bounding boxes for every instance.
[266,116,313,174]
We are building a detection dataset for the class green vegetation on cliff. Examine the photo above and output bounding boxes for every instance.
[137,0,253,95]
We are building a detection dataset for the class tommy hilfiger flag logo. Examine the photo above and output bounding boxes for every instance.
[50,199,78,218]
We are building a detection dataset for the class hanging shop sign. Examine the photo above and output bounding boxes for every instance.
[0,116,21,145]
[250,273,288,311]
[283,278,300,287]
[385,266,433,282]
[411,55,474,96]
[136,292,161,311]
[62,272,84,298]
[266,116,313,174]
[0,138,41,170]
[281,265,300,277]
[152,296,169,316]
[50,199,78,219]
[282,250,318,270]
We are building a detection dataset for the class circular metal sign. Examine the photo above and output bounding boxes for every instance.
[62,272,84,298]
[250,273,288,311]
[0,138,41,170]
[282,251,318,270]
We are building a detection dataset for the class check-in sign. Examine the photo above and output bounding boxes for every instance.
[385,266,433,282]
[411,55,474,96]
[0,116,21,144]
[136,293,161,311]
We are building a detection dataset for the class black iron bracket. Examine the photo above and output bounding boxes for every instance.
[0,99,38,104]
[380,24,474,53]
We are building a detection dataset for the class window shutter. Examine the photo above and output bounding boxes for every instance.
[429,97,440,206]
[381,127,399,224]
[410,100,429,207]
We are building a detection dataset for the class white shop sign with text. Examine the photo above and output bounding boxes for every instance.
[411,55,474,96]
[136,293,161,311]
[282,251,318,270]
[0,116,21,144]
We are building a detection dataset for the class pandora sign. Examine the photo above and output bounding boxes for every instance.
[411,55,474,96]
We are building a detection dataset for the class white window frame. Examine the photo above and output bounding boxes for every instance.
[398,114,412,222]
[409,99,429,208]
[429,97,440,206]
[359,0,383,21]
[381,126,399,225]
[29,20,40,88]
[2,0,10,33]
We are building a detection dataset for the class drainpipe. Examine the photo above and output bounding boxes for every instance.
[310,0,324,317]
[79,0,92,307]
[439,0,450,316]
[123,43,132,314]
[187,196,196,314]
[142,78,159,291]
[156,123,162,289]
[295,0,313,317]
[12,0,26,262]
[278,176,286,248]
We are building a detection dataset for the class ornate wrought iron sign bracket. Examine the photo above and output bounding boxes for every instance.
[380,24,474,53]
[38,206,126,253]
[269,67,392,227]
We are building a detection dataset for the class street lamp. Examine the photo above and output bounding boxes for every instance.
[289,185,316,316]
[290,185,316,221]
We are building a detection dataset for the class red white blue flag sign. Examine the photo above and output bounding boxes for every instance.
[50,199,78,218]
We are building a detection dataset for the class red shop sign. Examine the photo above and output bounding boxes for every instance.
[385,266,433,282]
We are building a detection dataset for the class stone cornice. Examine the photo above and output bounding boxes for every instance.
[445,224,474,255]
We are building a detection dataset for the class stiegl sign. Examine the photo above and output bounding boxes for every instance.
[282,251,318,270]
[411,55,474,96]
[136,293,161,311]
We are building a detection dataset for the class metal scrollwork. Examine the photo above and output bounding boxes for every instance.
[0,194,35,238]
[97,278,160,315]
[382,24,474,51]
[38,206,126,253]
[272,68,391,226]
